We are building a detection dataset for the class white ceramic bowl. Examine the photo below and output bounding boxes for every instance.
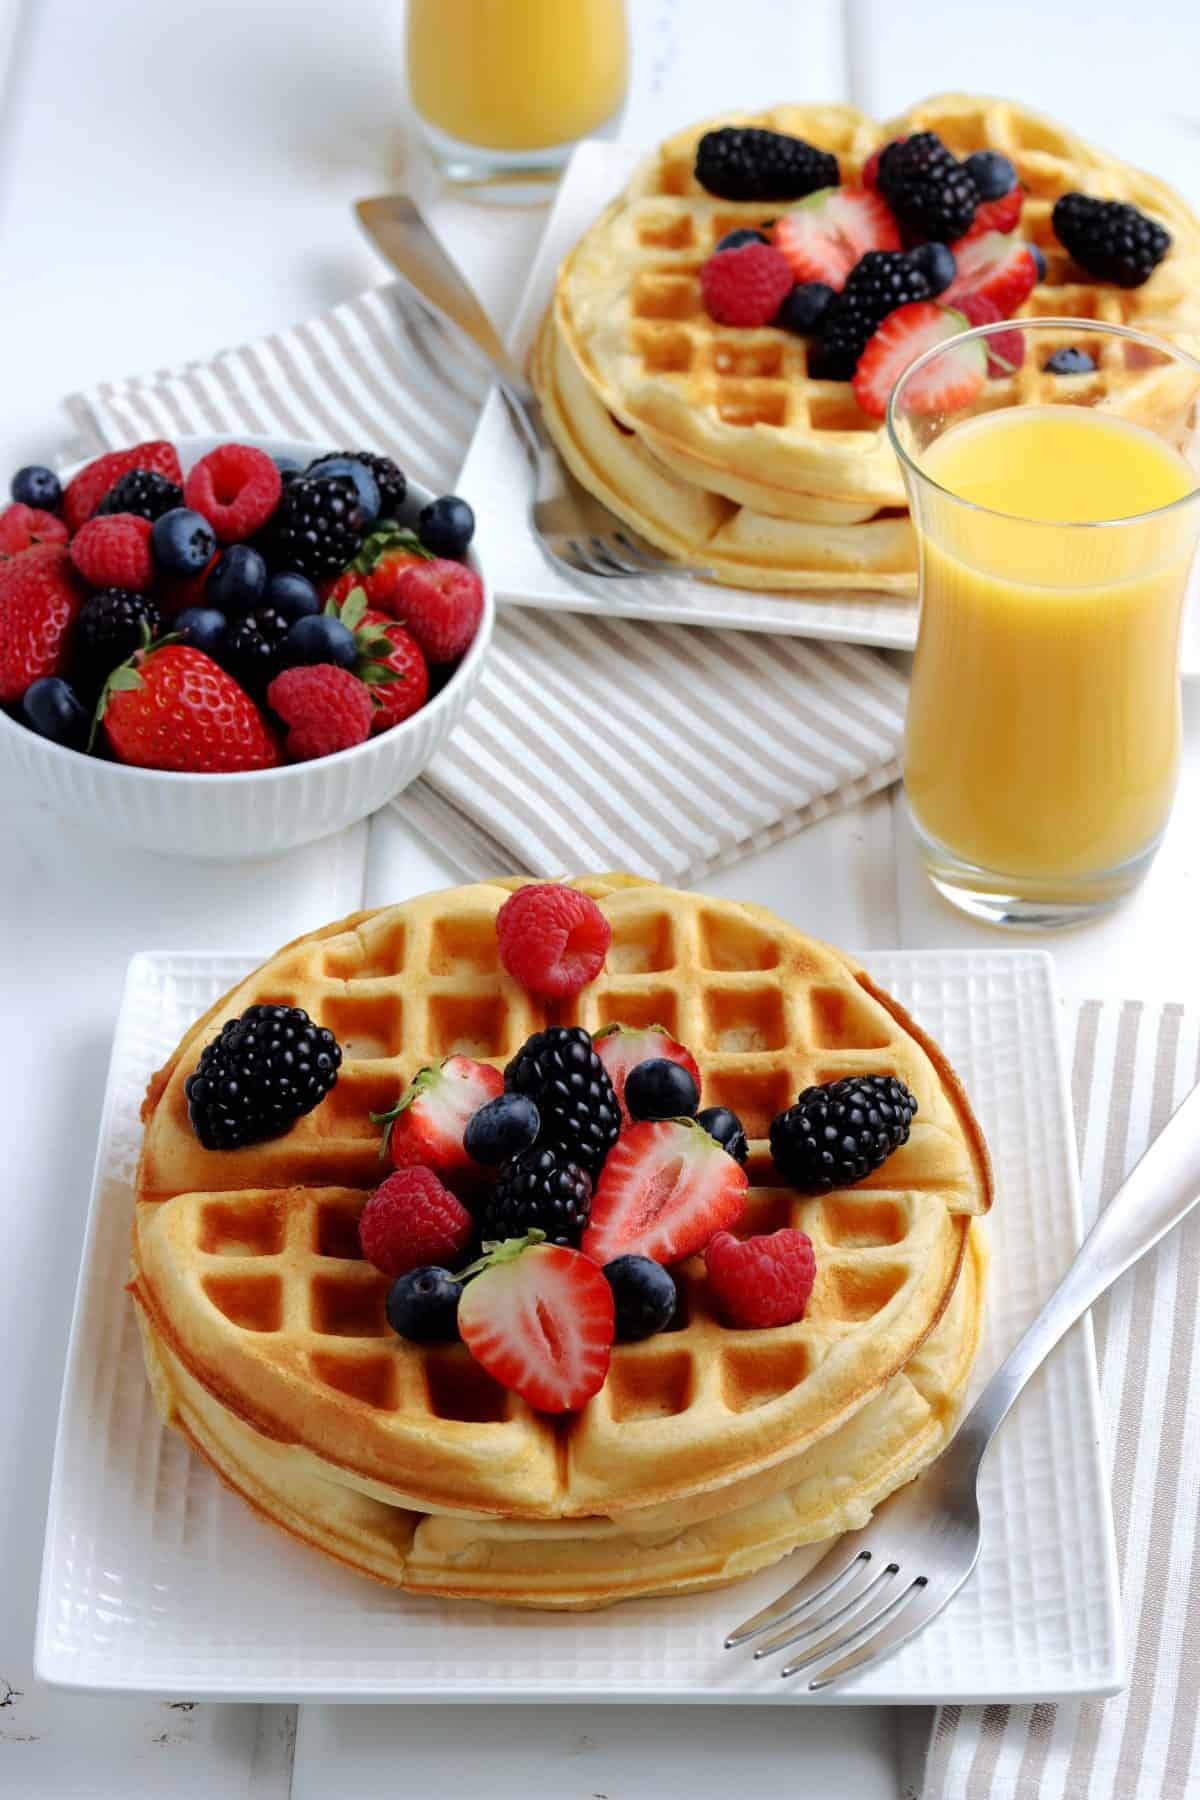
[0,436,493,858]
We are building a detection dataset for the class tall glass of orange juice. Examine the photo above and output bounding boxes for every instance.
[406,0,629,192]
[889,318,1200,929]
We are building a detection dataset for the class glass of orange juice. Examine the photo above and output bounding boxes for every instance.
[406,0,629,194]
[889,318,1200,929]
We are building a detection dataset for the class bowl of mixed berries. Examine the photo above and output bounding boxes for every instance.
[0,436,492,857]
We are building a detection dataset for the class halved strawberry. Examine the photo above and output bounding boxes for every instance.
[956,292,1026,376]
[582,1119,748,1267]
[593,1024,702,1124]
[944,231,1039,315]
[773,187,900,292]
[458,1238,614,1413]
[852,302,986,420]
[962,189,1023,239]
[372,1054,503,1174]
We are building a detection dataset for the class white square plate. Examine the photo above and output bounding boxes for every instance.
[460,140,1200,678]
[36,946,1121,1703]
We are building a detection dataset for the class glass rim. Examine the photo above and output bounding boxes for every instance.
[885,316,1200,531]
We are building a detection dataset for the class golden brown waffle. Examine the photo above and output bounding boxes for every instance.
[551,92,1200,543]
[134,879,990,1524]
[135,1227,984,1608]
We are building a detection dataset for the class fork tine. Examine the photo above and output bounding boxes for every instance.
[588,537,643,575]
[724,1545,868,1649]
[805,1580,945,1691]
[752,1557,898,1660]
[610,532,679,573]
[780,1578,925,1681]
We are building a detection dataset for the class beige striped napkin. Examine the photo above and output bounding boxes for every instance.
[63,283,904,882]
[918,996,1200,1800]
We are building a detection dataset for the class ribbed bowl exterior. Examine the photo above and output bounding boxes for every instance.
[0,440,494,859]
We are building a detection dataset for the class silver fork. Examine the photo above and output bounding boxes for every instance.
[727,1077,1200,1690]
[355,193,711,584]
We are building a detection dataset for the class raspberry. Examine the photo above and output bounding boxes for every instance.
[391,559,483,663]
[700,242,794,327]
[62,441,183,532]
[184,443,282,542]
[496,884,611,999]
[266,662,374,761]
[359,607,429,732]
[358,1166,473,1279]
[704,1228,816,1328]
[69,514,154,591]
[0,503,68,556]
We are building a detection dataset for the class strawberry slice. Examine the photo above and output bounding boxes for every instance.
[962,189,1023,240]
[372,1054,503,1174]
[582,1119,748,1267]
[458,1239,614,1413]
[593,1024,702,1124]
[852,301,987,420]
[944,231,1039,315]
[773,187,900,292]
[955,292,1025,376]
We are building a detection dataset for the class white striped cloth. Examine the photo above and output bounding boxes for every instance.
[921,997,1200,1800]
[63,284,904,883]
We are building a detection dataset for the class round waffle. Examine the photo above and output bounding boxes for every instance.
[133,879,991,1527]
[135,1225,984,1608]
[550,92,1200,549]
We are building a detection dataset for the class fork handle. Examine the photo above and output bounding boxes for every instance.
[952,1078,1200,1471]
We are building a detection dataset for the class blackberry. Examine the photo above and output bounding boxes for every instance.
[221,607,290,695]
[504,1026,620,1174]
[96,468,183,522]
[479,1146,592,1247]
[1052,193,1170,288]
[74,587,161,693]
[695,127,839,202]
[810,252,931,379]
[769,1074,918,1194]
[350,451,407,520]
[185,1002,341,1150]
[876,132,977,244]
[271,473,367,581]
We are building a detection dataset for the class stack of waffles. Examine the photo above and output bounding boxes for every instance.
[131,878,992,1609]
[534,93,1200,594]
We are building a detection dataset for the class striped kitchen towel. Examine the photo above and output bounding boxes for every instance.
[63,283,905,883]
[918,997,1200,1800]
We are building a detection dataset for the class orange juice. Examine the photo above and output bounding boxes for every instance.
[905,405,1197,882]
[407,0,628,152]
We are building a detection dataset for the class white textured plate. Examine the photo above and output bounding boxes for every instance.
[36,946,1121,1702]
[461,139,1200,678]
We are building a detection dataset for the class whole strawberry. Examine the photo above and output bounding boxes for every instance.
[100,642,280,771]
[0,503,69,557]
[323,521,431,615]
[391,558,483,663]
[360,607,429,732]
[62,440,183,533]
[0,543,87,703]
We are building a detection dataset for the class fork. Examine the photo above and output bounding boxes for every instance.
[354,193,711,584]
[726,1076,1200,1691]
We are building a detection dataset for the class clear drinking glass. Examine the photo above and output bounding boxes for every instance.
[888,318,1200,929]
[406,0,629,196]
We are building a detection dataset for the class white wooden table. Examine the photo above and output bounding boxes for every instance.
[1,1,1197,1793]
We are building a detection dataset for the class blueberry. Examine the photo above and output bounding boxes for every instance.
[11,464,62,511]
[279,612,357,670]
[306,455,381,525]
[1030,243,1047,282]
[150,506,217,576]
[19,676,89,750]
[908,241,956,297]
[964,150,1017,201]
[206,543,268,616]
[776,281,835,335]
[174,606,227,657]
[418,494,475,559]
[696,1105,749,1165]
[272,454,303,474]
[265,570,320,622]
[463,1092,540,1165]
[386,1266,463,1342]
[624,1057,700,1122]
[715,227,769,252]
[1044,346,1096,375]
[603,1255,677,1341]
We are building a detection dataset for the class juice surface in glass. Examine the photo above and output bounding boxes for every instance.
[407,0,628,152]
[905,404,1196,882]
